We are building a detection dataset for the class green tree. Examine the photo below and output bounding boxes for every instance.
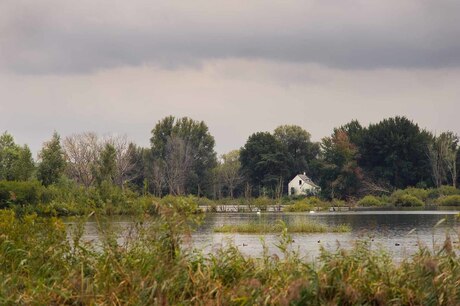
[273,125,319,179]
[0,132,35,181]
[95,143,117,185]
[359,117,431,189]
[240,132,289,196]
[319,129,363,199]
[335,120,364,147]
[37,132,66,186]
[218,150,243,198]
[150,116,217,196]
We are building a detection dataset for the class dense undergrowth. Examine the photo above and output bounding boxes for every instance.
[1,203,460,305]
[1,180,460,216]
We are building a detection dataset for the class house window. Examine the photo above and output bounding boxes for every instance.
[299,180,302,186]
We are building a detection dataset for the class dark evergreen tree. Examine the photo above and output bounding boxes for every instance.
[37,132,66,186]
[240,132,289,195]
[359,117,431,189]
[273,125,320,180]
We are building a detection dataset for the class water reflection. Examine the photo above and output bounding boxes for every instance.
[65,211,460,262]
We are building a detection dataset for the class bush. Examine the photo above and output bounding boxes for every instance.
[393,194,424,207]
[249,197,275,211]
[284,199,314,212]
[160,195,201,214]
[331,199,346,207]
[391,188,429,203]
[0,180,47,208]
[306,196,326,207]
[357,195,384,207]
[436,195,460,206]
[428,186,460,199]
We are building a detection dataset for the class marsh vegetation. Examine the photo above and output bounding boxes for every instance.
[1,203,460,305]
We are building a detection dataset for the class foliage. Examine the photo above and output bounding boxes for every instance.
[37,132,66,186]
[284,199,314,212]
[240,132,289,194]
[215,150,243,198]
[357,195,384,207]
[273,125,320,181]
[150,116,217,196]
[0,180,47,208]
[94,143,117,185]
[427,132,458,187]
[359,116,432,189]
[393,194,424,207]
[318,129,363,199]
[391,187,429,202]
[436,195,460,206]
[0,132,35,181]
[251,196,273,211]
[1,211,460,304]
[428,185,460,199]
[0,179,161,216]
[214,220,350,233]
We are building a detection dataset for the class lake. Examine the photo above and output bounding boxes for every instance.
[66,211,460,262]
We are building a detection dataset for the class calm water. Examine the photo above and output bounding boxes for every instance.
[66,211,460,262]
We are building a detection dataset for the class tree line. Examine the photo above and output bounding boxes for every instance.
[0,115,458,200]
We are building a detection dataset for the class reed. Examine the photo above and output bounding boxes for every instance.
[214,221,350,233]
[0,208,459,305]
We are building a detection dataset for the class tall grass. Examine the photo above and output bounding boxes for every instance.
[2,206,460,305]
[214,221,350,233]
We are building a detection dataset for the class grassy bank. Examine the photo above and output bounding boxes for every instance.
[2,207,460,305]
[1,180,460,216]
[214,221,350,233]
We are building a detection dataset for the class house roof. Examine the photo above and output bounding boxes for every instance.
[296,174,320,188]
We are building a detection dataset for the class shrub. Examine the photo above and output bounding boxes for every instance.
[160,195,201,214]
[250,197,274,211]
[331,199,346,207]
[436,195,460,206]
[195,197,218,212]
[0,180,47,208]
[284,199,314,212]
[306,196,326,207]
[393,194,424,207]
[357,195,384,207]
[428,186,460,199]
[391,188,429,203]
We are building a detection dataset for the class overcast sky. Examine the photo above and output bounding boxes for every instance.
[1,0,459,156]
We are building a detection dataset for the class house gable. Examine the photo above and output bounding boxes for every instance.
[288,174,320,196]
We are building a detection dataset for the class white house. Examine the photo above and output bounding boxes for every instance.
[288,173,320,196]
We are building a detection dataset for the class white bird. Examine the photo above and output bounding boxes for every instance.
[256,211,261,215]
[309,210,315,214]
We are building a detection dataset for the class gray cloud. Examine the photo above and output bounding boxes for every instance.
[1,61,459,156]
[1,0,460,74]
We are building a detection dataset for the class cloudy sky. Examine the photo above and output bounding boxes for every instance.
[1,0,459,156]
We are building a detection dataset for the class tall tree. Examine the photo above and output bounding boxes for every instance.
[336,120,364,147]
[163,135,193,195]
[273,125,319,179]
[359,117,431,189]
[427,133,449,187]
[37,132,66,186]
[0,132,35,181]
[150,116,217,196]
[125,145,150,194]
[95,143,117,185]
[63,132,100,187]
[240,132,289,195]
[436,132,459,187]
[319,129,363,199]
[104,135,138,188]
[218,150,243,198]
